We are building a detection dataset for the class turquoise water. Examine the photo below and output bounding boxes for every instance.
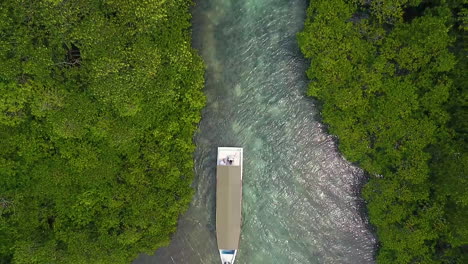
[134,0,376,263]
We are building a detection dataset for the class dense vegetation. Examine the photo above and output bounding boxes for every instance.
[298,0,467,263]
[0,0,205,263]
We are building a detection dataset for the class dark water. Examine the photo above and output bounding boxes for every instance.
[134,0,376,263]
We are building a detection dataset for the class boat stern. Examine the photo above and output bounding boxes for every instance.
[219,249,237,264]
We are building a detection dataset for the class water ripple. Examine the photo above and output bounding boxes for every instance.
[133,0,376,263]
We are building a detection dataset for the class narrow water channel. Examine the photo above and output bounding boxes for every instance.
[134,0,376,263]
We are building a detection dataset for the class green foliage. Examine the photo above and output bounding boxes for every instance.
[299,0,467,263]
[0,0,205,263]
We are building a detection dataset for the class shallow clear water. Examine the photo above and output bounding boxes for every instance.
[134,0,376,263]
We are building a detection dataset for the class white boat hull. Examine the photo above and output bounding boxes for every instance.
[216,147,243,264]
[219,249,237,264]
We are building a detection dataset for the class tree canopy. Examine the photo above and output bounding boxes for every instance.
[0,0,205,263]
[298,0,467,263]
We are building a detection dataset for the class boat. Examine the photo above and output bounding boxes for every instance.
[216,147,243,264]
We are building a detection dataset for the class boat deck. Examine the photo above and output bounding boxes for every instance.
[216,147,243,252]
